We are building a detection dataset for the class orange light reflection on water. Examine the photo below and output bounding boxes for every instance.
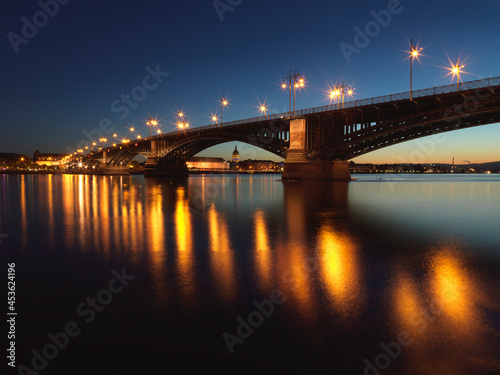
[175,187,197,307]
[253,209,272,292]
[317,223,364,319]
[389,246,496,374]
[208,204,236,301]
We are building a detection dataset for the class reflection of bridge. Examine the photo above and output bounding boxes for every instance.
[79,76,500,180]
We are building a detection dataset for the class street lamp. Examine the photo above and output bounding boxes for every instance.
[128,126,135,139]
[211,113,219,127]
[258,101,269,119]
[282,70,305,117]
[329,82,354,108]
[220,97,229,127]
[329,88,340,103]
[99,138,107,150]
[409,39,422,100]
[146,117,158,137]
[450,60,464,91]
[177,111,189,132]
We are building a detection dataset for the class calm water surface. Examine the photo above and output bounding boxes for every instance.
[1,173,499,374]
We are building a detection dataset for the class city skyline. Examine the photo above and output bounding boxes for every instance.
[2,0,500,164]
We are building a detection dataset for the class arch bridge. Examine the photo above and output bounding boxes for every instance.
[79,76,500,180]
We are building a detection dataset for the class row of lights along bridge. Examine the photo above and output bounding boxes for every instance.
[70,40,466,156]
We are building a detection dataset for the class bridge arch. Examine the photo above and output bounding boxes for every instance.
[155,131,286,164]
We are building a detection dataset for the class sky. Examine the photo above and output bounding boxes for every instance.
[1,0,500,164]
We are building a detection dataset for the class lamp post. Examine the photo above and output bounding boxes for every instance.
[451,60,464,91]
[146,117,158,138]
[220,97,229,127]
[177,111,189,132]
[259,101,268,120]
[211,114,219,127]
[338,82,353,108]
[409,39,421,101]
[329,82,354,108]
[282,70,305,117]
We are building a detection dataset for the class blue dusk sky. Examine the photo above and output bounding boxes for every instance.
[1,0,499,163]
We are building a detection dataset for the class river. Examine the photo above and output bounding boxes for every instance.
[1,173,499,374]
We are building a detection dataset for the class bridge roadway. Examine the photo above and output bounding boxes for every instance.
[78,76,500,180]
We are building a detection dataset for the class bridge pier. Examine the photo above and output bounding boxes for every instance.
[282,118,351,181]
[144,156,189,177]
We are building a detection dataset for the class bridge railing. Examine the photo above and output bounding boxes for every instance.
[294,76,500,116]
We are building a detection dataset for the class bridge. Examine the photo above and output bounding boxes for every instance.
[76,76,500,180]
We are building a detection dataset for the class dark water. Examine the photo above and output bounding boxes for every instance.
[1,173,500,374]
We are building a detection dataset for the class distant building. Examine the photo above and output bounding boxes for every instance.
[232,146,240,162]
[33,151,69,166]
[236,159,281,171]
[349,163,374,173]
[186,157,229,171]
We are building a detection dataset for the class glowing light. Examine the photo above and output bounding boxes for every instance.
[258,101,269,116]
[410,44,422,59]
[147,118,158,126]
[447,59,466,90]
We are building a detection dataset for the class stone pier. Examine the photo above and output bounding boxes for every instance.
[282,118,351,181]
[144,156,189,177]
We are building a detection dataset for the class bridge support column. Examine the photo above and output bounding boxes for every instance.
[144,157,189,178]
[282,118,351,181]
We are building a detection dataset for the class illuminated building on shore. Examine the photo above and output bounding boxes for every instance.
[235,159,282,172]
[186,157,229,171]
[232,146,240,162]
[33,151,70,167]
